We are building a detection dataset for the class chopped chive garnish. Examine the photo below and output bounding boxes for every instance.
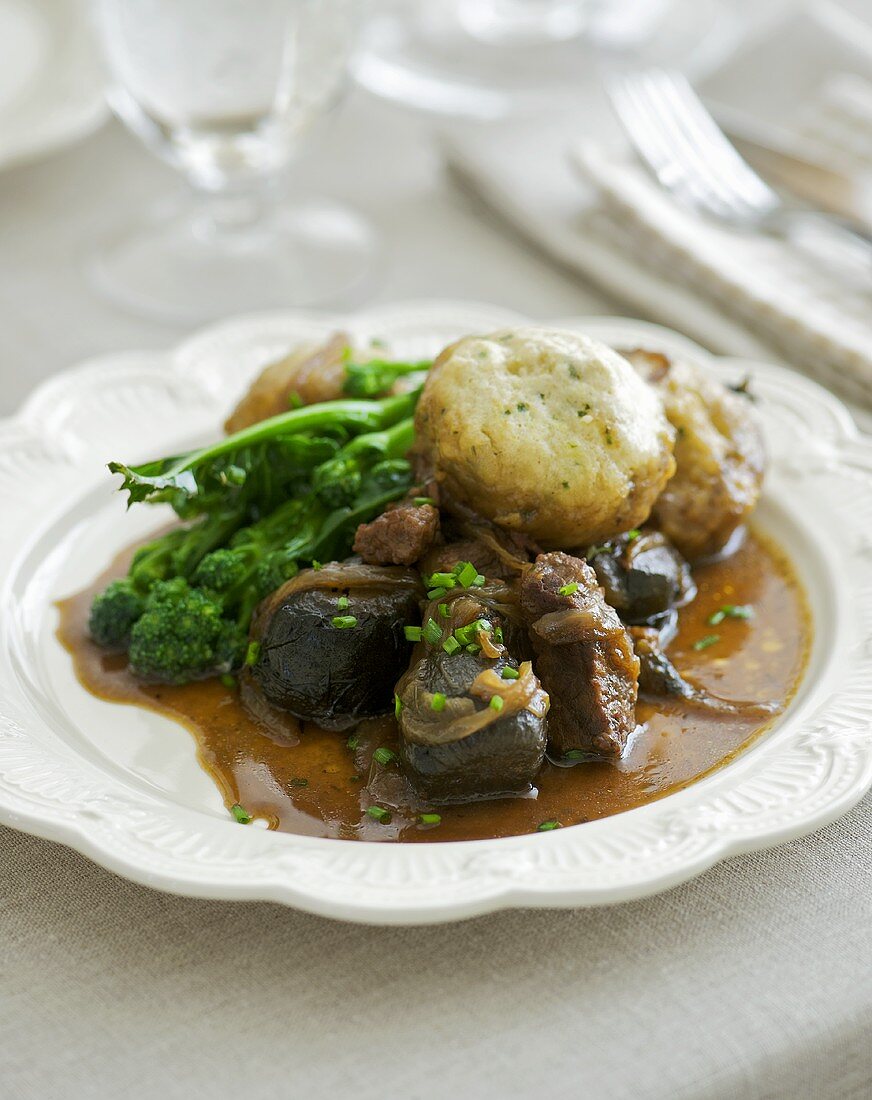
[394,693,402,717]
[427,571,457,589]
[439,603,450,618]
[456,561,478,588]
[366,805,391,823]
[494,627,504,644]
[347,733,359,749]
[430,692,447,712]
[331,615,357,629]
[230,804,252,824]
[373,747,397,766]
[418,813,442,825]
[558,582,579,596]
[244,641,261,667]
[501,666,520,680]
[465,643,481,655]
[423,617,443,645]
[312,560,322,571]
[454,624,475,646]
[471,574,486,588]
[565,749,586,761]
[537,819,562,831]
[442,636,461,655]
[627,528,641,541]
[708,604,754,626]
[336,595,349,610]
[221,673,237,690]
[489,695,504,711]
[693,634,721,651]
[428,587,448,599]
[413,496,436,506]
[404,625,423,642]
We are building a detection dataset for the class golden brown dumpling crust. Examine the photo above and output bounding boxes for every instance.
[413,328,676,548]
[624,349,765,560]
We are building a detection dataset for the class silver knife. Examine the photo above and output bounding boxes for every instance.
[716,113,872,237]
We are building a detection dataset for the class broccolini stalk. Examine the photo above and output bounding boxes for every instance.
[109,390,419,509]
[342,357,431,398]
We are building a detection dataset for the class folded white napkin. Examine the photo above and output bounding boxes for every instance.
[442,4,872,409]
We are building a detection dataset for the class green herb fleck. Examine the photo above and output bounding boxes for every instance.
[442,636,461,656]
[373,747,397,766]
[565,750,587,761]
[347,733,359,749]
[489,695,504,712]
[558,582,579,596]
[626,529,641,542]
[221,673,237,690]
[336,595,349,610]
[537,819,562,831]
[439,603,450,618]
[427,571,457,589]
[693,634,721,651]
[331,615,357,629]
[708,604,754,626]
[366,805,391,823]
[404,625,423,642]
[430,692,447,712]
[413,496,436,506]
[501,666,520,680]
[423,617,443,646]
[231,804,252,825]
[517,402,529,412]
[455,561,478,588]
[394,693,402,718]
[244,641,261,667]
[418,813,442,826]
[427,587,448,600]
[567,364,580,379]
[312,560,322,571]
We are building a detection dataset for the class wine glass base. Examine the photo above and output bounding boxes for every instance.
[87,194,382,325]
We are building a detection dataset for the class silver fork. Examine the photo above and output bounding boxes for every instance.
[606,68,872,275]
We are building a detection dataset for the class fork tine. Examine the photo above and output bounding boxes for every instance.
[646,70,778,212]
[632,70,758,220]
[607,75,728,217]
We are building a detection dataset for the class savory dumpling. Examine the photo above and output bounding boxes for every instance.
[413,328,676,547]
[623,349,765,560]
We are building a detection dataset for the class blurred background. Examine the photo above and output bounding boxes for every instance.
[3,0,872,410]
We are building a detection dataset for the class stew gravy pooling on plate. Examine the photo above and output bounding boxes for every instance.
[61,327,812,841]
[57,528,810,842]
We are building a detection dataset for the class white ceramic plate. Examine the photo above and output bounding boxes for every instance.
[0,0,107,171]
[1,300,871,924]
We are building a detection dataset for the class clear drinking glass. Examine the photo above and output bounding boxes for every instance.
[90,0,378,323]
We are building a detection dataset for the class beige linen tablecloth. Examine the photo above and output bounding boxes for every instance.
[1,96,870,1100]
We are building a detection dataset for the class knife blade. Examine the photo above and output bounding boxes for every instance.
[717,117,872,236]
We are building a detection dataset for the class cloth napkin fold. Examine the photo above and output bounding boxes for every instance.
[443,108,872,407]
[441,0,872,410]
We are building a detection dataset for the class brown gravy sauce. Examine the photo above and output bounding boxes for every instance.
[57,529,811,842]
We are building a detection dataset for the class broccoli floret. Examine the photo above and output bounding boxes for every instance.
[191,548,250,594]
[88,578,145,648]
[128,579,247,684]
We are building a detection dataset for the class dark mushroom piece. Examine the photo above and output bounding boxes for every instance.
[519,552,639,760]
[588,528,696,624]
[630,626,777,718]
[249,561,423,731]
[397,589,548,802]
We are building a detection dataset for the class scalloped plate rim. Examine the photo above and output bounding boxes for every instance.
[0,298,870,925]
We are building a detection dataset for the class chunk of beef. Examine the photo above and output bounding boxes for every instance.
[520,552,639,759]
[353,501,439,566]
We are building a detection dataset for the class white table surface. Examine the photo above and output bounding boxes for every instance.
[1,90,870,1100]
